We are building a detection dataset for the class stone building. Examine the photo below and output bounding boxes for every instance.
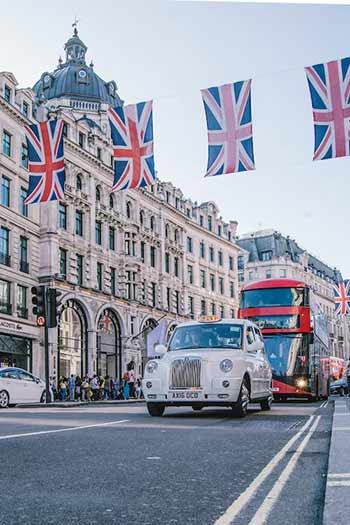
[236,229,350,360]
[0,29,240,380]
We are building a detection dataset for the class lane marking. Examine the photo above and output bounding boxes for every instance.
[328,473,350,478]
[327,481,350,487]
[320,401,326,408]
[147,456,161,460]
[249,416,321,525]
[0,419,129,440]
[214,415,316,525]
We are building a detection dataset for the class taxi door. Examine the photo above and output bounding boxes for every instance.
[245,326,264,397]
[254,327,271,396]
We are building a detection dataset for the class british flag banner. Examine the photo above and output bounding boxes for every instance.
[201,80,255,176]
[333,280,350,317]
[108,101,155,191]
[24,119,65,204]
[305,58,350,160]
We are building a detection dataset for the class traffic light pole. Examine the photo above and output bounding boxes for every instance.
[44,303,51,404]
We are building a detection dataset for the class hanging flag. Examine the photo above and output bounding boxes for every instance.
[305,58,350,160]
[108,101,155,191]
[333,280,350,317]
[201,80,255,176]
[24,119,65,204]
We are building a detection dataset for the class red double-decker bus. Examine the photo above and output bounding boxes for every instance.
[238,279,329,400]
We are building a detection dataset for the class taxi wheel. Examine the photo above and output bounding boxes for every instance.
[260,396,272,411]
[147,403,165,417]
[192,406,203,411]
[0,390,9,409]
[232,378,250,418]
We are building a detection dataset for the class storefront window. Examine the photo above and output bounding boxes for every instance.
[0,334,31,370]
[58,303,86,378]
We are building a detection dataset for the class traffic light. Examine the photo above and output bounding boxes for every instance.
[47,288,64,328]
[31,286,46,325]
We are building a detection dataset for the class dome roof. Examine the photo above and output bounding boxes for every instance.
[33,29,122,108]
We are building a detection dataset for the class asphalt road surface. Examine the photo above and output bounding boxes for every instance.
[0,400,332,525]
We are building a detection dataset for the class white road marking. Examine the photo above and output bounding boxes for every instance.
[0,419,129,440]
[328,473,350,478]
[214,415,316,525]
[327,481,350,487]
[249,416,321,525]
[147,456,161,460]
[320,401,326,408]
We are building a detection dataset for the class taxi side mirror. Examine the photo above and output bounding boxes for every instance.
[155,344,167,355]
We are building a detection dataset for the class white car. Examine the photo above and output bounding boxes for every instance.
[143,317,272,417]
[0,367,49,407]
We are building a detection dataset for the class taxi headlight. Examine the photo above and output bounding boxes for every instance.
[146,361,158,374]
[220,359,233,373]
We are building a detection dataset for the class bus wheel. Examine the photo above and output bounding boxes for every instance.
[147,403,165,417]
[260,396,273,411]
[232,377,250,418]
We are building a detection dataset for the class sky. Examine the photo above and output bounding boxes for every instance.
[0,0,348,275]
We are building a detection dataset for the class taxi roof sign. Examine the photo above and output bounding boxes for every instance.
[198,315,222,323]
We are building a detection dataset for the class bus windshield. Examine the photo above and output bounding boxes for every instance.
[264,334,309,376]
[169,323,243,351]
[240,287,308,308]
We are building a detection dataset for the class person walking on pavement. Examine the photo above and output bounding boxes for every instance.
[59,377,67,401]
[128,366,136,399]
[75,376,82,401]
[90,375,99,401]
[123,371,130,400]
[68,374,76,401]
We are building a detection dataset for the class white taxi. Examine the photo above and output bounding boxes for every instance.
[0,368,48,407]
[143,317,272,417]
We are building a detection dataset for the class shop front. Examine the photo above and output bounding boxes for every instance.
[0,320,33,371]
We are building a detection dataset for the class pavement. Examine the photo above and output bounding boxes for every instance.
[323,395,350,524]
[0,400,333,525]
[16,398,145,409]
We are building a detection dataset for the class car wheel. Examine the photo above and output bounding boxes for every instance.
[232,377,250,418]
[0,390,9,409]
[260,396,273,411]
[147,403,165,417]
[40,390,50,403]
[192,406,203,411]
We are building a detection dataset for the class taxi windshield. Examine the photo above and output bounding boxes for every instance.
[169,323,243,351]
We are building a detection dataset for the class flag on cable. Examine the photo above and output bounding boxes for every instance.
[333,280,350,317]
[201,80,255,177]
[108,101,155,191]
[305,57,350,160]
[24,119,65,204]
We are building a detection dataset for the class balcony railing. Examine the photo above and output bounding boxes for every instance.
[0,253,11,266]
[0,302,12,315]
[20,260,29,273]
[17,306,28,319]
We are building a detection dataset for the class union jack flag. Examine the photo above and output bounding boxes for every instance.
[201,80,255,177]
[108,101,155,191]
[305,58,350,160]
[24,119,65,204]
[333,280,350,317]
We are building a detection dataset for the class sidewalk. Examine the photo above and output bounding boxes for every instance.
[323,396,350,524]
[16,399,145,409]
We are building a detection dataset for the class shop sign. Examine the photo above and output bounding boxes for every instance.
[0,319,23,332]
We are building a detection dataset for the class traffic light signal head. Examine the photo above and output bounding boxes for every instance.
[31,286,46,317]
[47,288,64,328]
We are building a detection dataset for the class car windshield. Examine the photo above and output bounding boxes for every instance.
[169,323,243,351]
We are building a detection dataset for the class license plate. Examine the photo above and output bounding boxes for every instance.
[169,391,201,400]
[271,387,280,392]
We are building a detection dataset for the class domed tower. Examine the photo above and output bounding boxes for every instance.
[33,27,122,112]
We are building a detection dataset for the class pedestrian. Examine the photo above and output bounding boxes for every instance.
[122,371,130,400]
[135,378,142,399]
[346,360,350,396]
[103,375,111,400]
[75,376,82,401]
[82,376,91,402]
[113,378,120,400]
[99,376,105,400]
[50,376,57,401]
[128,367,136,398]
[90,375,99,401]
[68,374,76,401]
[59,377,67,401]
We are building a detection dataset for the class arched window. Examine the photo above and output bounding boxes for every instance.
[150,216,155,232]
[96,185,101,202]
[165,224,170,239]
[139,210,145,226]
[97,309,122,380]
[76,174,82,191]
[174,229,179,242]
[109,194,114,209]
[58,300,87,378]
[126,201,132,219]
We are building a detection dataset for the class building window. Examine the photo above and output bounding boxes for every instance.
[151,282,157,307]
[167,287,171,310]
[126,201,132,219]
[166,191,170,203]
[210,273,215,292]
[280,269,287,278]
[248,271,254,280]
[4,85,11,103]
[2,130,11,156]
[218,250,223,266]
[165,253,170,273]
[175,197,180,209]
[187,265,193,284]
[200,241,205,258]
[110,267,116,296]
[58,203,67,230]
[1,176,10,207]
[174,257,179,277]
[95,221,102,245]
[139,211,144,226]
[77,254,83,286]
[230,281,235,298]
[261,251,272,261]
[78,132,85,148]
[109,226,115,251]
[97,262,103,291]
[209,247,215,263]
[238,272,245,283]
[211,302,216,315]
[187,237,193,253]
[150,216,155,232]
[165,224,170,239]
[200,215,204,227]
[22,101,29,118]
[266,269,272,279]
[141,241,145,263]
[228,232,232,241]
[21,143,28,168]
[201,299,206,316]
[220,305,225,318]
[17,285,28,319]
[150,246,156,268]
[175,291,180,314]
[130,316,136,335]
[0,280,11,315]
[219,277,224,295]
[109,194,114,209]
[97,147,102,160]
[76,174,82,191]
[20,188,28,217]
[188,296,194,318]
[0,227,10,266]
[75,210,83,236]
[200,269,206,288]
[186,209,191,218]
[125,232,136,256]
[218,225,222,236]
[96,186,101,202]
[231,309,235,318]
[174,229,179,242]
[238,256,244,270]
[208,216,212,231]
[126,271,137,300]
[62,122,69,138]
[59,248,67,278]
[229,256,234,271]
[19,237,29,273]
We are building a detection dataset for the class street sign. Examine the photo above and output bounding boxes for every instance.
[37,316,46,326]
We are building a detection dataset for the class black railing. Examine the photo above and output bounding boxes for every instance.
[0,253,11,266]
[20,260,29,273]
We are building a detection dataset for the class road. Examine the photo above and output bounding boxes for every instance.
[0,400,332,525]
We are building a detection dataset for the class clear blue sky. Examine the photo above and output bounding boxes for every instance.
[1,1,348,275]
